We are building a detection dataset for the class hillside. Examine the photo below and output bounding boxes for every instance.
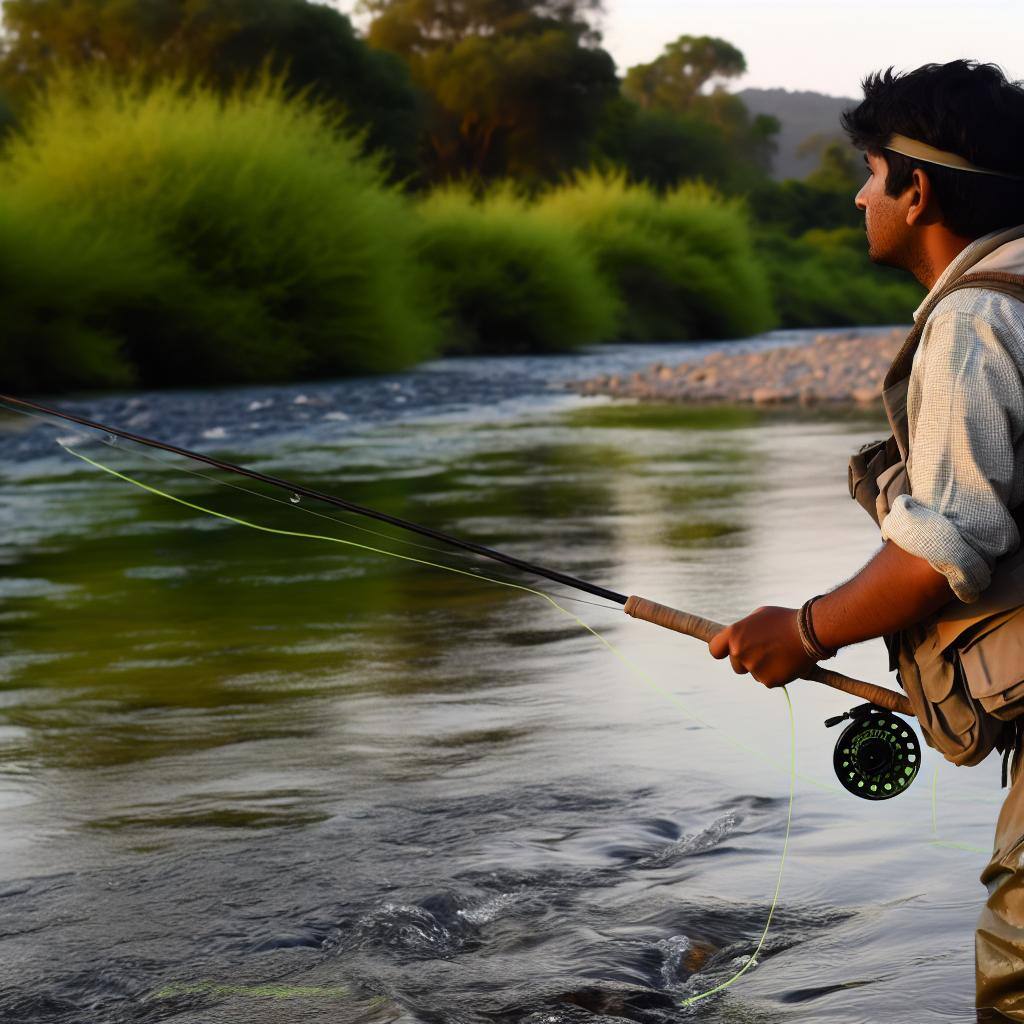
[736,86,859,181]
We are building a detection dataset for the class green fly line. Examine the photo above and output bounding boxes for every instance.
[75,433,813,781]
[61,441,795,1007]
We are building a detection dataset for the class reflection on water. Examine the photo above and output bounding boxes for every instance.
[0,337,1004,1022]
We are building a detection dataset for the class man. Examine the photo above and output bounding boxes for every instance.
[706,60,1024,1019]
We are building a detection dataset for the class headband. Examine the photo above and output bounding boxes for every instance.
[883,133,1024,180]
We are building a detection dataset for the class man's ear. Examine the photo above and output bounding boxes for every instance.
[905,167,941,226]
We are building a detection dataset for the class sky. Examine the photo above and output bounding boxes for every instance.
[337,0,1024,100]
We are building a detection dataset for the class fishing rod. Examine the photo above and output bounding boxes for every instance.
[0,393,919,799]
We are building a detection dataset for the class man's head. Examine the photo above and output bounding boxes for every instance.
[841,60,1024,278]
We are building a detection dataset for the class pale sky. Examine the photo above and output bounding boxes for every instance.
[335,0,1024,99]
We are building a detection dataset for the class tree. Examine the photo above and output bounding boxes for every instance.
[622,35,746,114]
[0,0,423,177]
[361,0,618,182]
[690,88,780,183]
[361,0,606,49]
[617,36,777,193]
[799,135,863,192]
[593,97,734,191]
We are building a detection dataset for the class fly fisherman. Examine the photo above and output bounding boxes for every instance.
[706,60,1024,1020]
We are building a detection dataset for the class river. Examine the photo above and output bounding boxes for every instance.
[0,328,1003,1023]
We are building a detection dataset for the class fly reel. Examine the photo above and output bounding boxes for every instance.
[826,703,920,800]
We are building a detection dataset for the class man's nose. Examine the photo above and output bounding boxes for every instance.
[854,184,867,211]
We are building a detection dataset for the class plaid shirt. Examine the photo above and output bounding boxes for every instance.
[880,223,1024,603]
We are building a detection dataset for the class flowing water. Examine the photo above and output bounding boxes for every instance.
[0,330,1004,1023]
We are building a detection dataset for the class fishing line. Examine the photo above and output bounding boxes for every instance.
[5,392,826,787]
[930,766,988,855]
[108,435,829,788]
[92,436,621,612]
[11,406,985,815]
[681,687,795,1008]
[60,440,797,1006]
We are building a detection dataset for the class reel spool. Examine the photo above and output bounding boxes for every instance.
[826,703,920,800]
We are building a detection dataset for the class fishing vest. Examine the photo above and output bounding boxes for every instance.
[847,271,1024,793]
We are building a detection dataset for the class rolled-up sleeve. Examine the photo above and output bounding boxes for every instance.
[880,310,1024,603]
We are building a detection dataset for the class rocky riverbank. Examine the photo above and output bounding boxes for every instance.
[569,326,907,405]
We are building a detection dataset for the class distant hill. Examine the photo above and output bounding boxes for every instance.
[736,87,859,181]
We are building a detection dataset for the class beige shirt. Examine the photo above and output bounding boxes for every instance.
[880,223,1024,603]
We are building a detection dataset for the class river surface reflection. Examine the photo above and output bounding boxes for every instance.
[0,331,999,1022]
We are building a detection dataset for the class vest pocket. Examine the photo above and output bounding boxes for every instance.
[905,625,1003,766]
[848,436,901,524]
[956,606,1024,721]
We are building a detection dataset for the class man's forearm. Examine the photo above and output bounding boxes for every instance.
[812,539,958,651]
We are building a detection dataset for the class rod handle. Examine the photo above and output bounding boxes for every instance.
[623,595,913,717]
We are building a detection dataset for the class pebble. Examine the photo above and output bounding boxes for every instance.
[568,326,907,405]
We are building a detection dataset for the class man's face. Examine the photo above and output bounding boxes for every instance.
[854,150,914,270]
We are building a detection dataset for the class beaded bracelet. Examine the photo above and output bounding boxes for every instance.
[797,595,838,661]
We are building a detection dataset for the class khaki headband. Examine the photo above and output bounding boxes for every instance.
[883,133,1024,180]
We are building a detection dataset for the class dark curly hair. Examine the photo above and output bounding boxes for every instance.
[840,60,1024,237]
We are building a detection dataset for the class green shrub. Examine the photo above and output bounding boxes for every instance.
[754,225,924,327]
[1,70,442,389]
[0,197,168,391]
[416,187,620,354]
[535,172,776,341]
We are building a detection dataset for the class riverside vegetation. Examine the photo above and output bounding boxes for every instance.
[1,74,924,394]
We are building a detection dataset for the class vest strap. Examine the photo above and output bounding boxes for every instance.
[883,270,1024,390]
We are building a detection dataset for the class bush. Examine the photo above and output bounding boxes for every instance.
[416,187,620,354]
[535,172,776,341]
[1,71,442,390]
[754,225,924,327]
[0,197,196,391]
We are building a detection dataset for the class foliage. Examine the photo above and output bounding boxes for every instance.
[415,187,620,353]
[744,139,865,234]
[688,90,780,186]
[592,98,734,192]
[615,35,778,191]
[803,139,864,193]
[744,177,862,235]
[364,0,617,182]
[0,0,423,177]
[754,225,924,327]
[361,0,606,48]
[535,172,776,341]
[0,90,16,140]
[0,197,147,390]
[1,71,442,390]
[622,35,746,113]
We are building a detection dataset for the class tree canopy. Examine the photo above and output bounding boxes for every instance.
[622,35,746,113]
[0,0,423,174]
[363,0,618,181]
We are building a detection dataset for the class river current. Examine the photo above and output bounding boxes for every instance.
[0,329,1004,1023]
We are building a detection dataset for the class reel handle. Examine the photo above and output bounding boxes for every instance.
[623,595,913,717]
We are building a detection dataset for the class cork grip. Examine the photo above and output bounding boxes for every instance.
[623,595,913,717]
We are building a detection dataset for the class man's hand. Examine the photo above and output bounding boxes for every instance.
[707,606,818,688]
[705,542,955,690]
